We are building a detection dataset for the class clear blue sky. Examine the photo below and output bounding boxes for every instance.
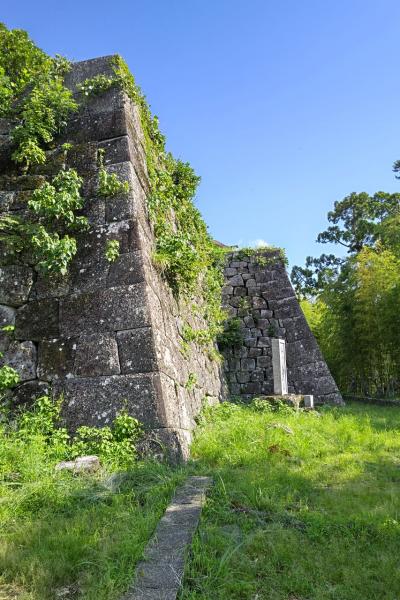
[3,1,400,267]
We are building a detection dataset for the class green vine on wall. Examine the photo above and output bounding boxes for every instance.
[108,55,227,353]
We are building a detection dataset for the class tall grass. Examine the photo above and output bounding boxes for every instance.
[0,415,185,599]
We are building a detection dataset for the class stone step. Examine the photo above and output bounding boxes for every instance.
[122,475,212,600]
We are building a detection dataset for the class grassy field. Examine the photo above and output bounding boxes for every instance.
[1,400,400,599]
[180,401,400,600]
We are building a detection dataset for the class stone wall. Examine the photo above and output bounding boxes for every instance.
[0,54,343,462]
[221,250,343,404]
[0,56,226,460]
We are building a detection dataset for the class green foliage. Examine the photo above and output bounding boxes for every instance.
[71,413,142,468]
[0,23,77,169]
[11,70,77,169]
[185,372,198,391]
[293,179,400,397]
[216,317,243,350]
[0,23,48,115]
[0,404,183,600]
[98,168,130,196]
[0,26,85,282]
[28,169,85,225]
[31,227,78,275]
[0,168,86,275]
[0,24,76,169]
[110,55,226,349]
[235,246,288,266]
[97,148,130,197]
[105,239,120,262]
[0,365,20,392]
[77,74,116,97]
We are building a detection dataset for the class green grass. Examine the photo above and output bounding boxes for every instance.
[0,432,185,599]
[2,401,400,599]
[180,401,400,600]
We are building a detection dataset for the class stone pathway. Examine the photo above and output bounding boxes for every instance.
[122,476,212,600]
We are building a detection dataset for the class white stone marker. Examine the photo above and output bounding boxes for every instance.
[271,338,288,395]
[303,394,314,409]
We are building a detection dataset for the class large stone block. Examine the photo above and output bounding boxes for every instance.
[74,333,120,377]
[0,174,45,191]
[33,273,70,301]
[15,299,59,340]
[60,283,150,336]
[74,219,140,266]
[64,55,117,91]
[56,373,165,429]
[98,135,131,166]
[117,327,156,374]
[0,265,33,306]
[104,162,141,222]
[268,297,299,319]
[37,337,78,381]
[0,305,15,353]
[107,251,145,287]
[61,107,127,145]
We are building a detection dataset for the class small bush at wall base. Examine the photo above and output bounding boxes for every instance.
[6,395,143,469]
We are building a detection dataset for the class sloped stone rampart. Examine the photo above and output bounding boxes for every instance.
[221,251,343,404]
[0,56,226,460]
[0,56,343,463]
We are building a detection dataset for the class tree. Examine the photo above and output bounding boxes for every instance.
[292,169,400,397]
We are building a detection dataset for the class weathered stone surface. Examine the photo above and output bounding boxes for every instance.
[74,220,140,265]
[0,304,16,327]
[104,163,137,222]
[37,337,78,381]
[55,455,100,473]
[15,299,59,341]
[0,341,37,381]
[0,265,33,306]
[0,57,228,463]
[60,284,150,336]
[74,333,120,377]
[107,251,145,287]
[56,374,164,429]
[117,327,156,374]
[12,380,50,406]
[228,274,244,286]
[0,174,45,191]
